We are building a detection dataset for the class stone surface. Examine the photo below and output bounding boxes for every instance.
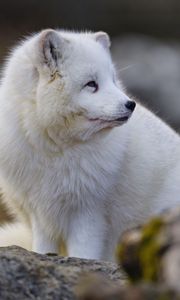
[76,275,179,300]
[1,207,180,299]
[0,246,125,300]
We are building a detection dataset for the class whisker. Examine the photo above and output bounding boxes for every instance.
[116,63,137,73]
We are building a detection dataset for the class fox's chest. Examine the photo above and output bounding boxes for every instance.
[36,155,116,206]
[1,131,123,219]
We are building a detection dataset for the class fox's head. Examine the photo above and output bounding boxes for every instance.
[3,29,135,148]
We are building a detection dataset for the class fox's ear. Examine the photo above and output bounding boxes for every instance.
[94,31,111,49]
[38,29,68,71]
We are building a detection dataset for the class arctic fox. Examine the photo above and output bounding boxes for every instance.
[0,29,180,261]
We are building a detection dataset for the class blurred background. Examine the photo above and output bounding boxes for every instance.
[1,0,180,131]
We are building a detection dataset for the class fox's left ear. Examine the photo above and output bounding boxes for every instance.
[38,29,69,71]
[94,32,111,49]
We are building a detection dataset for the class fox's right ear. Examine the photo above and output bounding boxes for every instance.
[94,32,111,50]
[37,29,68,71]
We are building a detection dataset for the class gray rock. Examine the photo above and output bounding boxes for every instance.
[0,246,125,300]
[76,274,179,300]
[1,209,180,299]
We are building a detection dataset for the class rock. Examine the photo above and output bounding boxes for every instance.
[2,207,180,299]
[116,207,180,292]
[163,246,180,292]
[76,275,179,300]
[0,246,125,300]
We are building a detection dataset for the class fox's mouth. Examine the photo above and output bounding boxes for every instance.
[88,115,130,124]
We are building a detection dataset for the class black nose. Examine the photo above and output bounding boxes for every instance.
[125,101,136,112]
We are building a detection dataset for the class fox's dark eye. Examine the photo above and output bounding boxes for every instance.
[85,81,98,93]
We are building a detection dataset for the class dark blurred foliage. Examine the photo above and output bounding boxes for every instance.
[1,0,180,47]
[0,0,180,36]
[0,0,180,129]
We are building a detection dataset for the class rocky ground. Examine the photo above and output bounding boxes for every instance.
[0,246,125,300]
[1,207,180,299]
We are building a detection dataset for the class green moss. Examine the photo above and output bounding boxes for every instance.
[139,217,164,282]
[117,217,165,283]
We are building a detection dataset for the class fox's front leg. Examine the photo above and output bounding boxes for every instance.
[31,217,59,254]
[66,210,108,260]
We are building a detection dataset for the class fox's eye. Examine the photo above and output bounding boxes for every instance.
[84,81,98,93]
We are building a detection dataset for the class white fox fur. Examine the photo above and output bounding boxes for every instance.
[0,29,180,261]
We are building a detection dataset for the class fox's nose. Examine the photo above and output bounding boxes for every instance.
[125,101,136,112]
